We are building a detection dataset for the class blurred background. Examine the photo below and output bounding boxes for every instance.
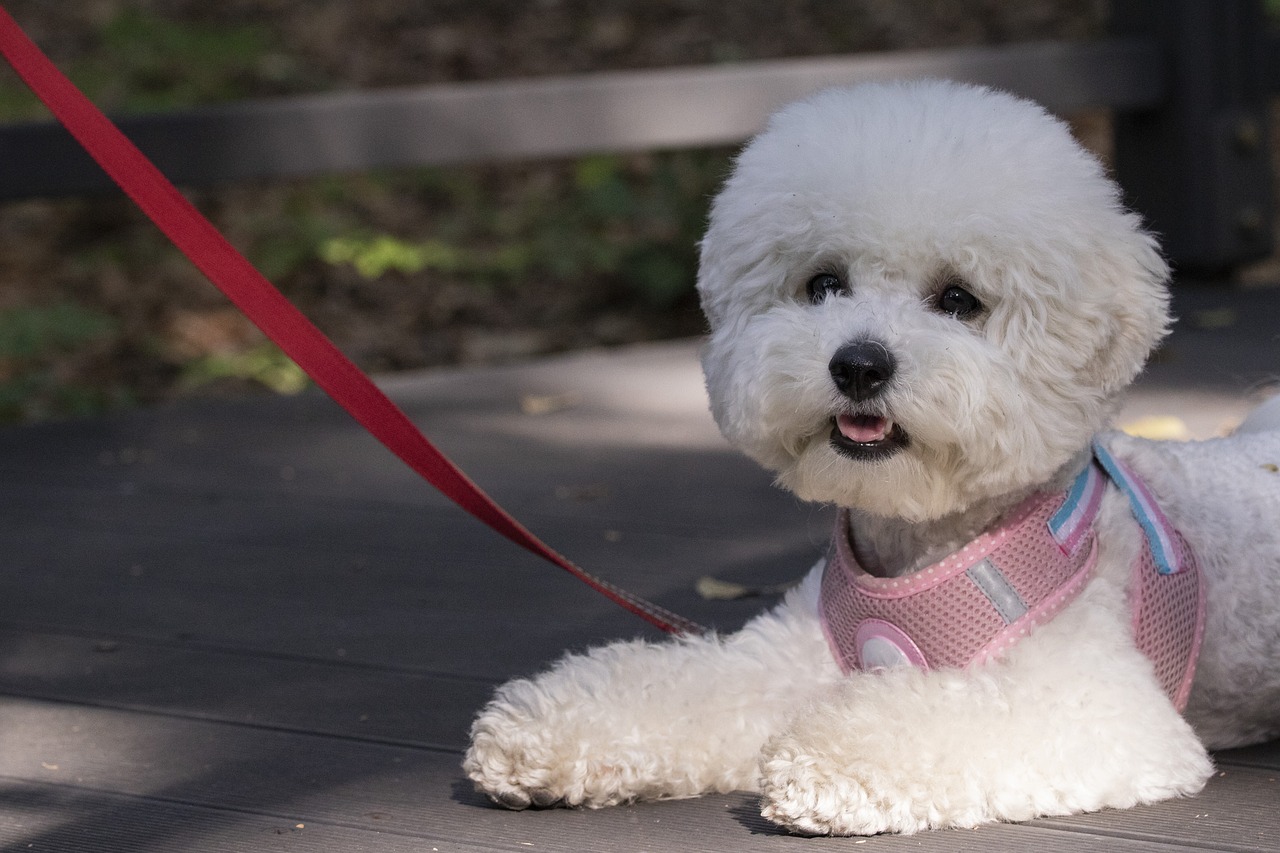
[0,0,1275,423]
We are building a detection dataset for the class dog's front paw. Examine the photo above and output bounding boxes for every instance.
[758,737,925,836]
[463,722,575,810]
[463,678,644,810]
[464,700,593,809]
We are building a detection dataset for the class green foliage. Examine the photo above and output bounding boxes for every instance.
[0,303,124,421]
[0,6,727,419]
[0,9,281,120]
[0,302,114,358]
[0,84,43,122]
[318,151,725,308]
[78,9,279,112]
[319,235,463,278]
[179,343,309,395]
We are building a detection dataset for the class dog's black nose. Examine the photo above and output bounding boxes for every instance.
[829,341,896,401]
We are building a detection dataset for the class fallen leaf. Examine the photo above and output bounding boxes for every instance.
[1189,307,1237,330]
[520,392,581,416]
[554,483,612,502]
[696,576,750,599]
[695,575,798,600]
[1121,415,1189,441]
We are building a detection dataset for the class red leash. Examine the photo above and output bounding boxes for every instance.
[0,7,705,637]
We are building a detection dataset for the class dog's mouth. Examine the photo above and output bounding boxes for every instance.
[829,413,909,461]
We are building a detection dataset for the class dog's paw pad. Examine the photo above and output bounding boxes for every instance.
[529,789,566,808]
[490,788,533,810]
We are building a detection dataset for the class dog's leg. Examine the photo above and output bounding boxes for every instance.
[464,570,840,809]
[758,582,1214,835]
[1236,394,1280,434]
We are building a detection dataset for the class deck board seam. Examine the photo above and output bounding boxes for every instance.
[1026,815,1276,852]
[0,691,468,755]
[0,620,502,687]
[0,773,516,850]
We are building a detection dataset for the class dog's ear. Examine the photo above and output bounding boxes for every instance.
[986,204,1171,399]
[1078,218,1172,395]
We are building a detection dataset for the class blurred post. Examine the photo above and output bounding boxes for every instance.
[1112,0,1276,274]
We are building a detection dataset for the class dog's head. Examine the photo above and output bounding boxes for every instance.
[698,80,1170,521]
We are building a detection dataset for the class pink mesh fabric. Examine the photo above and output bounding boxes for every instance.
[820,488,1098,674]
[819,458,1205,712]
[1131,530,1204,711]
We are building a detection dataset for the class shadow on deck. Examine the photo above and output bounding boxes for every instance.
[0,281,1276,852]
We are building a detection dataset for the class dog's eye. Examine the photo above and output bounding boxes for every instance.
[936,283,982,319]
[806,273,847,303]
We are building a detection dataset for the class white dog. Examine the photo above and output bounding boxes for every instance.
[464,80,1280,835]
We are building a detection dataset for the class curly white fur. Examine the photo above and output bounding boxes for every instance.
[464,80,1280,835]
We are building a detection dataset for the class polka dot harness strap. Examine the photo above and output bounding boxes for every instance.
[819,446,1205,710]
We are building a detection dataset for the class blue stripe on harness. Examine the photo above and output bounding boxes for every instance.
[1092,440,1183,575]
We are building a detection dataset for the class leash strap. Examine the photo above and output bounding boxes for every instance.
[0,7,705,636]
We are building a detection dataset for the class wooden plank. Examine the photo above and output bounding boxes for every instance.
[1,782,1225,853]
[0,696,470,843]
[0,343,827,682]
[1117,283,1280,438]
[1217,739,1280,772]
[1032,770,1280,852]
[0,463,820,680]
[0,38,1162,199]
[0,342,789,526]
[3,625,1274,834]
[0,695,1267,853]
[0,626,490,751]
[2,331,1278,850]
[1137,284,1280,394]
[0,778,516,853]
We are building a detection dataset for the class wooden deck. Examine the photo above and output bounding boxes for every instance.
[0,281,1277,852]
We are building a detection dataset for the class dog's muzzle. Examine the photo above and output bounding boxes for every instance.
[828,340,908,460]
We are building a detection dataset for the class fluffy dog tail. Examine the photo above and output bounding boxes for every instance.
[1236,392,1280,434]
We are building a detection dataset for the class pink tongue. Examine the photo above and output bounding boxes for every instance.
[837,413,889,443]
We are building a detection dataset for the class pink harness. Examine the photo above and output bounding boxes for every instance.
[819,443,1206,710]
